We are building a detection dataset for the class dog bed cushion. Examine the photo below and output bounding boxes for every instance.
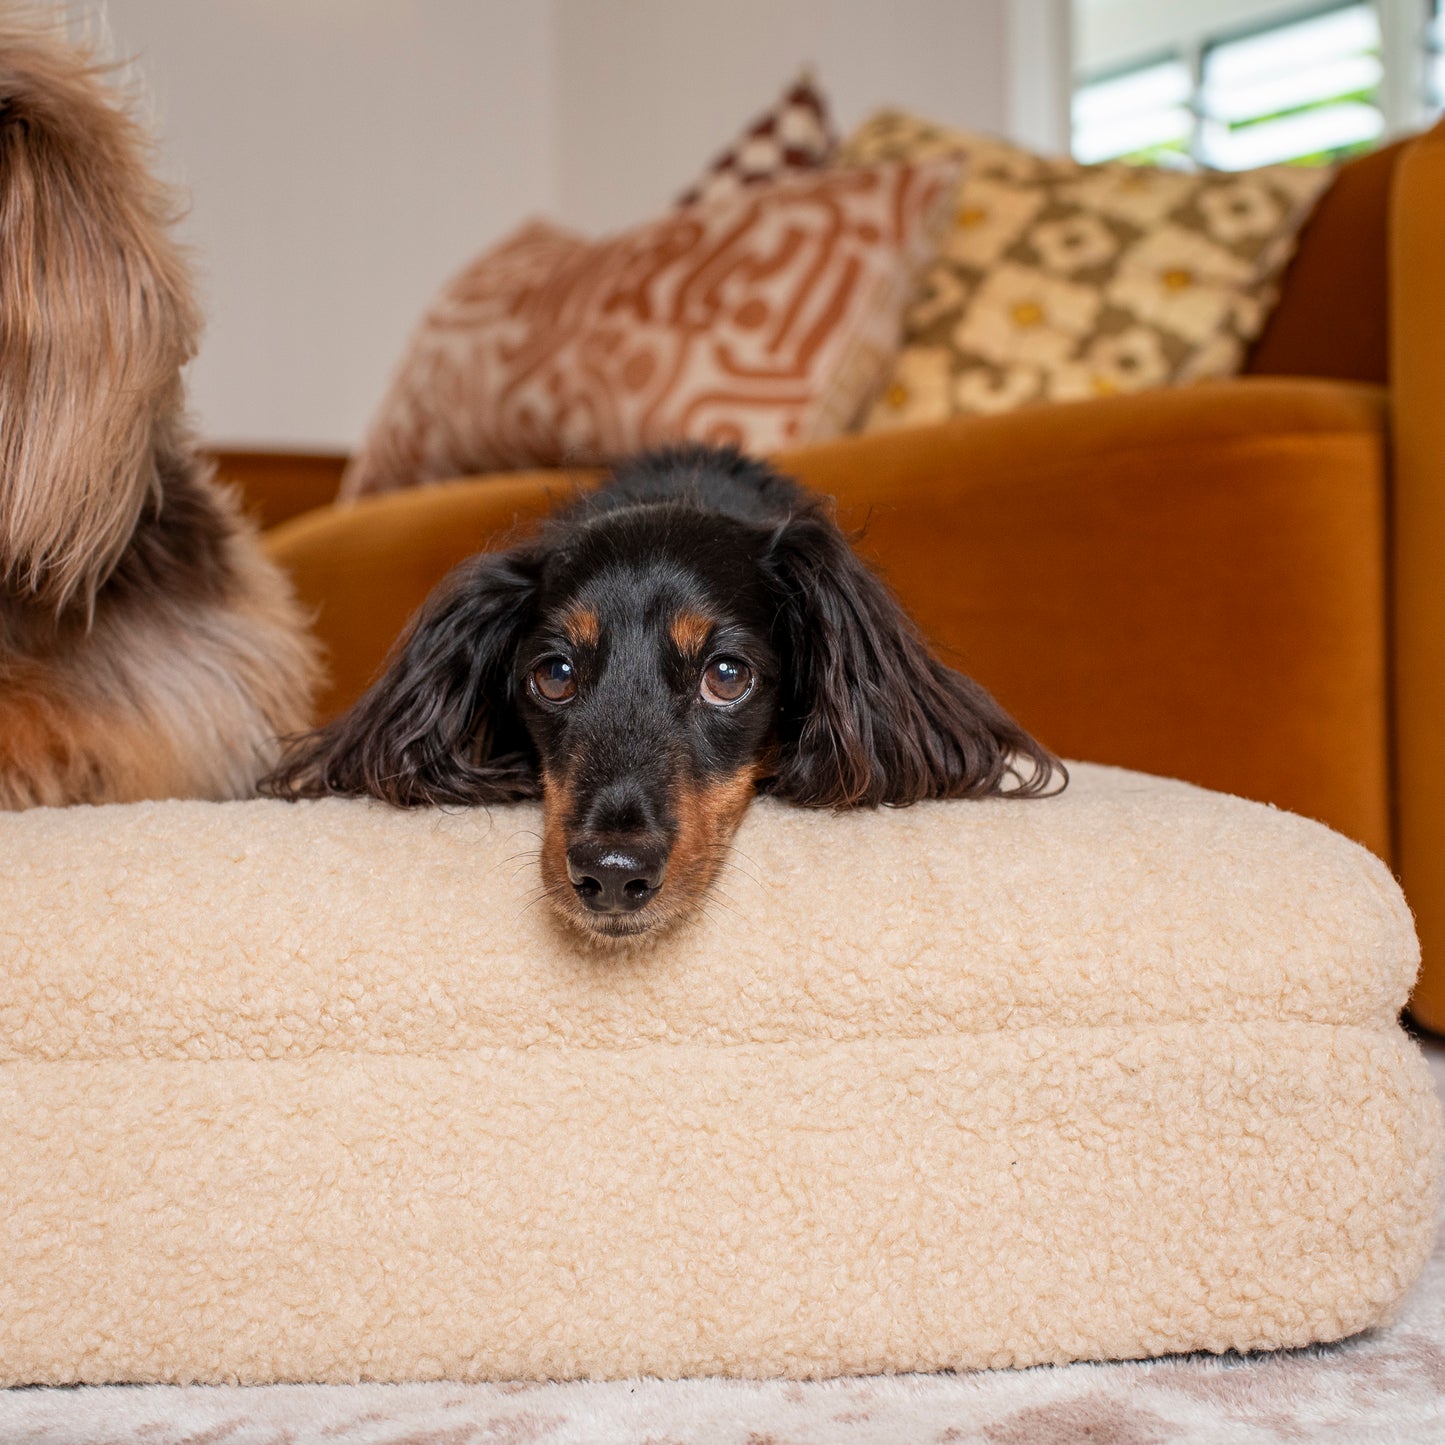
[0,763,1438,1385]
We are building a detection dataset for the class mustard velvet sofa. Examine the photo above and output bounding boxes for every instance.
[214,120,1445,1031]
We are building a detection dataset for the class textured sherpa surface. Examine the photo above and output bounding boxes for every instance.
[0,763,1438,1386]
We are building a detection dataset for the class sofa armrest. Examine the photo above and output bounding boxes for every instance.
[265,378,1389,862]
[1391,120,1445,1031]
[208,449,349,531]
[790,378,1390,862]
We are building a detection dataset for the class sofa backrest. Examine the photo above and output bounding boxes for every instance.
[1244,137,1408,385]
[212,449,347,530]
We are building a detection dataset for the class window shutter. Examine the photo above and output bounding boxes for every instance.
[1199,4,1386,168]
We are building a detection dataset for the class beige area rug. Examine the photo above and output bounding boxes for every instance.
[4,1041,1442,1445]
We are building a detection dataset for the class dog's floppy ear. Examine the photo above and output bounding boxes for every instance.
[763,511,1064,807]
[262,549,542,806]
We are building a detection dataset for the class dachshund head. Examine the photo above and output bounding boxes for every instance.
[264,447,1063,940]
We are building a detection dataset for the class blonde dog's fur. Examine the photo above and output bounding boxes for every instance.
[0,10,316,807]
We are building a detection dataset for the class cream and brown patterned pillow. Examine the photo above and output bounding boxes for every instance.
[341,159,961,499]
[838,110,1335,429]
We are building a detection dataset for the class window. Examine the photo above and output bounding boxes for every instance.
[1431,0,1445,112]
[1199,5,1385,167]
[1073,57,1194,164]
[1074,0,1435,169]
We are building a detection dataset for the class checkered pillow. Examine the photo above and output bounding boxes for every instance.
[676,69,836,209]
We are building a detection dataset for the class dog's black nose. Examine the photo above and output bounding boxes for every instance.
[566,840,668,913]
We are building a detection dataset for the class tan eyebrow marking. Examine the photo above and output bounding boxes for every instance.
[669,610,714,656]
[562,606,600,648]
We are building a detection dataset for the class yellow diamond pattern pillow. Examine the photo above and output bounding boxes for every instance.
[838,110,1334,429]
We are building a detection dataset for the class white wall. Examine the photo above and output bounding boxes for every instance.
[80,0,1064,450]
[97,0,560,451]
[554,0,1014,233]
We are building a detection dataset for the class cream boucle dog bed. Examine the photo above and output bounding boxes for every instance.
[0,763,1439,1386]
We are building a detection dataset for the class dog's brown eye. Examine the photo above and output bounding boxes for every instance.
[700,657,753,706]
[531,657,576,703]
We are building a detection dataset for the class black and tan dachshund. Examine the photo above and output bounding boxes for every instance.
[265,445,1064,939]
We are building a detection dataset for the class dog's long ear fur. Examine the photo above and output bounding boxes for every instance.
[0,13,200,612]
[764,511,1064,806]
[262,550,543,806]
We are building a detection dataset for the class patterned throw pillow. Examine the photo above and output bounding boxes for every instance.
[837,110,1335,430]
[341,160,960,499]
[675,69,836,209]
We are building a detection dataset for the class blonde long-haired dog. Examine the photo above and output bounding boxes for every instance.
[0,11,317,807]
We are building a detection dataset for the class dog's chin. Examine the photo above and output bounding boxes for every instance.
[556,901,681,947]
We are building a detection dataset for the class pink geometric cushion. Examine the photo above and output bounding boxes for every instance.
[342,160,959,499]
